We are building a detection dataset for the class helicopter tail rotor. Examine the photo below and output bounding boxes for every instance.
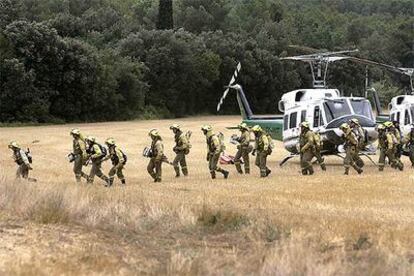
[217,62,241,112]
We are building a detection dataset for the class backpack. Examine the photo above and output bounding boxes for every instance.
[184,131,192,154]
[120,149,127,164]
[98,143,107,158]
[217,132,226,152]
[264,131,274,154]
[26,148,33,164]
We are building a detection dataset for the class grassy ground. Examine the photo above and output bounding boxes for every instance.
[1,116,414,275]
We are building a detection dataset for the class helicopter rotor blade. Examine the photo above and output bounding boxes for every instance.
[217,62,241,112]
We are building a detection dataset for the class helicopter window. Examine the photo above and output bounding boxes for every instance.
[390,113,395,121]
[283,115,289,131]
[301,110,306,123]
[314,106,320,127]
[319,112,324,125]
[405,110,410,125]
[289,112,297,129]
[323,100,351,122]
[411,107,414,122]
[396,112,401,123]
[350,100,373,120]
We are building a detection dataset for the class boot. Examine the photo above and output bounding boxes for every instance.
[107,178,114,187]
[302,169,308,175]
[223,170,229,179]
[379,166,384,172]
[308,167,314,175]
[266,168,271,177]
[357,168,363,174]
[121,179,126,185]
[174,166,180,178]
[344,168,349,175]
[182,168,188,176]
[320,164,327,171]
[235,163,243,174]
[245,168,250,174]
[210,171,216,179]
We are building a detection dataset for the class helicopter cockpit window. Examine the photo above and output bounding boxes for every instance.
[323,100,351,122]
[350,99,374,120]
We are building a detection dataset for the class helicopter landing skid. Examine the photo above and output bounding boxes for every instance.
[279,153,299,167]
[359,152,378,166]
[334,153,377,166]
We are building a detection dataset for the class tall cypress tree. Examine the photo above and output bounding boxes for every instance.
[157,0,173,30]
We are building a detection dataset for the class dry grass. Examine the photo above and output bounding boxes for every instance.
[1,116,414,275]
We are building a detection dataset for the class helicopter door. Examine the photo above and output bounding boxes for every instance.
[404,109,411,126]
[313,106,321,128]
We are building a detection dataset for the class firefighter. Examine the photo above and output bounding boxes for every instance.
[251,125,271,177]
[70,128,88,183]
[170,124,190,177]
[381,121,404,171]
[234,123,251,174]
[391,120,403,160]
[201,125,229,179]
[85,136,110,185]
[313,131,326,171]
[299,122,315,175]
[403,124,414,167]
[349,118,365,168]
[339,123,363,175]
[147,129,164,182]
[8,141,36,182]
[104,138,126,187]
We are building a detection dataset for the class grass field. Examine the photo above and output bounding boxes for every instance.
[1,116,414,275]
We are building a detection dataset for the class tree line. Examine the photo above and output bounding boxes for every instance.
[0,0,413,123]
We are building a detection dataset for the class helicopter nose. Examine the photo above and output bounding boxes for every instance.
[325,115,376,129]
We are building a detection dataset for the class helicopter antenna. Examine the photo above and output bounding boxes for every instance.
[365,66,369,98]
[280,49,359,88]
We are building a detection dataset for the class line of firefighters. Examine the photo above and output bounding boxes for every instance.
[6,119,414,185]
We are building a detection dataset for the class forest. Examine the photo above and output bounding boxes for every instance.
[0,0,413,123]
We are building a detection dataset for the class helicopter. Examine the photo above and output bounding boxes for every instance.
[217,50,381,166]
[355,58,414,146]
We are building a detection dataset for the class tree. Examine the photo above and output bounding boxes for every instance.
[157,0,173,30]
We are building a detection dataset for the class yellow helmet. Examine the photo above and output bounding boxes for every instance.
[238,123,249,130]
[85,136,96,143]
[201,125,212,132]
[149,129,160,137]
[169,124,181,131]
[300,121,310,129]
[377,124,385,131]
[384,121,394,128]
[70,128,81,136]
[349,118,360,125]
[251,125,262,132]
[339,123,350,130]
[105,138,116,146]
[8,141,20,149]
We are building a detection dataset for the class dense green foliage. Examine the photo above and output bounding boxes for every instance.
[0,0,413,122]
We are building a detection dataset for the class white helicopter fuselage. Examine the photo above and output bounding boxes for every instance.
[389,95,414,138]
[279,88,378,154]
